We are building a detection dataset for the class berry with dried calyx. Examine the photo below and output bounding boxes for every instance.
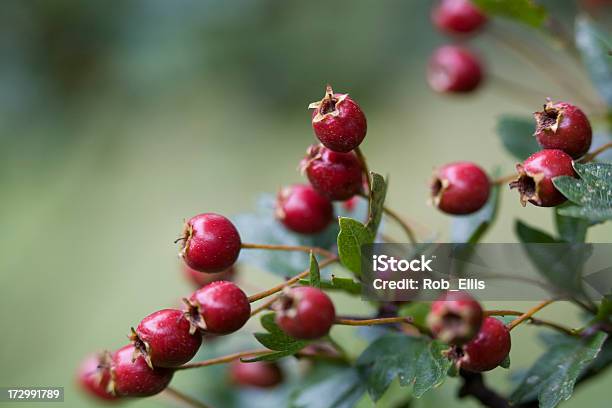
[534,100,592,159]
[275,184,334,234]
[431,161,490,215]
[454,317,511,372]
[274,286,336,339]
[110,344,173,397]
[427,291,483,345]
[77,353,118,402]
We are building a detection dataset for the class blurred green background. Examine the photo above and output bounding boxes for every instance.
[1,0,611,407]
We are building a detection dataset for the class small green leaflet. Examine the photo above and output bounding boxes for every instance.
[575,15,612,106]
[308,252,320,288]
[496,116,539,161]
[553,162,612,222]
[555,205,589,243]
[510,332,608,408]
[356,333,451,401]
[365,173,388,238]
[299,275,362,295]
[472,0,547,28]
[245,313,308,362]
[337,217,373,277]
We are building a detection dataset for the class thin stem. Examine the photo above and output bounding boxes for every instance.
[485,310,577,336]
[355,147,372,194]
[506,300,554,331]
[492,174,517,185]
[335,316,412,326]
[163,387,211,408]
[175,349,274,370]
[580,142,612,163]
[250,295,280,316]
[241,242,336,259]
[358,193,418,243]
[247,256,338,302]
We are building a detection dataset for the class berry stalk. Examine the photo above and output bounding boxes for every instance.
[355,147,372,193]
[334,316,412,326]
[485,310,577,336]
[175,349,275,371]
[241,243,336,259]
[580,142,612,163]
[505,300,554,331]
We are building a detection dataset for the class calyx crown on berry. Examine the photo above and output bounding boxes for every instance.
[308,84,348,123]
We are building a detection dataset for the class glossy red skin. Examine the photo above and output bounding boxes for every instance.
[432,161,490,215]
[276,184,333,234]
[311,93,367,153]
[276,287,336,339]
[181,213,241,273]
[77,354,118,402]
[135,309,202,368]
[534,102,592,159]
[427,45,483,93]
[111,345,173,397]
[183,264,235,288]
[432,0,487,35]
[302,144,364,201]
[229,360,283,388]
[513,149,576,207]
[427,291,483,345]
[189,281,250,334]
[459,317,511,372]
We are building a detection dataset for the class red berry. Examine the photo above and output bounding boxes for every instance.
[77,353,118,402]
[179,213,241,273]
[110,344,173,397]
[229,360,283,388]
[185,281,251,335]
[274,287,336,339]
[132,309,202,368]
[309,85,367,153]
[276,184,334,234]
[534,100,592,159]
[456,317,511,372]
[432,0,487,35]
[427,291,483,345]
[301,144,364,201]
[509,149,576,207]
[183,264,235,288]
[431,161,490,215]
[427,45,483,93]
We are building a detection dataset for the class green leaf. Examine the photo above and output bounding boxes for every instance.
[472,0,547,28]
[555,205,589,243]
[299,276,362,295]
[576,15,612,106]
[510,332,608,408]
[451,170,501,244]
[337,217,373,276]
[398,302,431,330]
[553,162,612,222]
[251,313,308,360]
[308,252,320,288]
[515,220,558,243]
[496,116,539,161]
[356,333,452,401]
[365,173,388,238]
[290,367,366,408]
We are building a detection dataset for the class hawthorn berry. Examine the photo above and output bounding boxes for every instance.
[110,344,173,397]
[427,291,483,345]
[301,144,364,201]
[534,100,592,159]
[183,264,235,288]
[431,161,490,215]
[77,353,118,402]
[427,45,483,93]
[274,286,336,339]
[275,184,334,234]
[132,309,202,368]
[229,360,284,388]
[432,0,487,35]
[309,85,367,153]
[185,280,251,335]
[179,213,241,273]
[509,149,576,207]
[456,317,511,372]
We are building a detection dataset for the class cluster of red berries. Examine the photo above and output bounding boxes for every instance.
[430,99,592,214]
[276,84,368,234]
[78,210,338,402]
[428,0,487,94]
[427,291,511,372]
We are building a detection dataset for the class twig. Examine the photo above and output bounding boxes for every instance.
[506,300,554,331]
[485,310,577,336]
[580,142,612,163]
[358,193,418,243]
[492,174,517,185]
[175,349,273,370]
[163,387,212,408]
[250,295,280,316]
[355,147,371,194]
[335,316,412,326]
[241,243,336,259]
[247,256,338,302]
